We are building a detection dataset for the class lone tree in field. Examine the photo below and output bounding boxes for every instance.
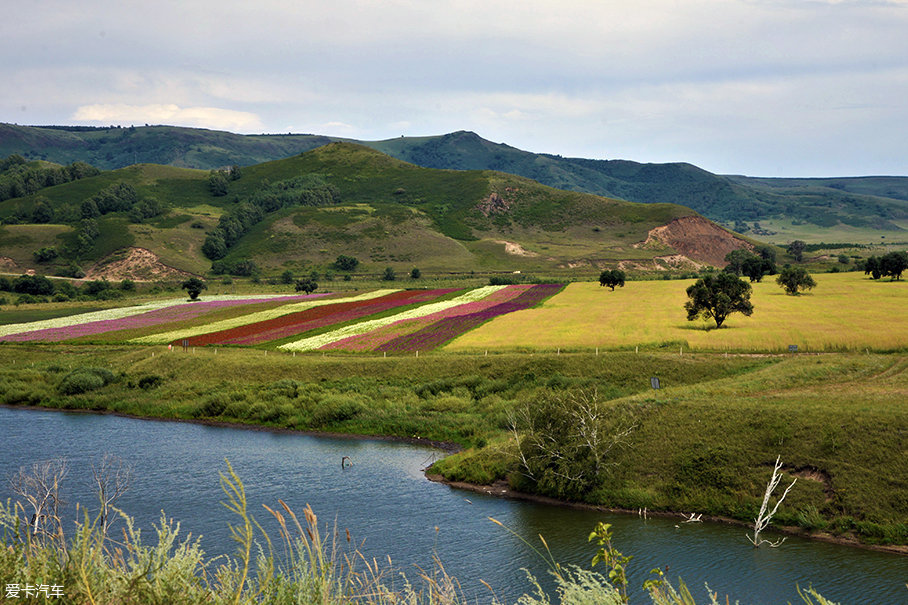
[181,277,207,300]
[599,269,626,291]
[684,272,753,328]
[776,266,816,295]
[880,250,908,280]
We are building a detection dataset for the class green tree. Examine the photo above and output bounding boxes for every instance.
[684,272,753,328]
[598,269,626,291]
[181,277,207,300]
[280,270,294,285]
[30,198,55,224]
[32,247,58,263]
[776,266,816,295]
[741,255,773,282]
[410,267,421,279]
[80,198,101,219]
[864,256,882,280]
[294,278,318,294]
[880,251,908,281]
[382,267,396,281]
[208,171,228,196]
[723,249,754,276]
[787,240,807,262]
[333,255,359,271]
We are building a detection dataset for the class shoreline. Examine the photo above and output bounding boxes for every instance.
[426,475,908,556]
[3,403,905,556]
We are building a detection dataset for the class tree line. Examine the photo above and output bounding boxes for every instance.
[201,175,341,261]
[0,154,100,204]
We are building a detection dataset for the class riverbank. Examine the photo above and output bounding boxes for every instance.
[0,344,905,548]
[4,399,906,558]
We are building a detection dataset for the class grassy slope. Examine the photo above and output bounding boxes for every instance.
[1,142,701,275]
[447,272,908,353]
[209,143,699,274]
[0,344,903,545]
[6,124,906,241]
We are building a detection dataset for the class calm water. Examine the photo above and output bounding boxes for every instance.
[0,407,904,604]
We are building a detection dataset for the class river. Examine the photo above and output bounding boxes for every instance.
[0,407,904,603]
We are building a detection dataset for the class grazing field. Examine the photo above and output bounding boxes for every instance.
[447,272,908,352]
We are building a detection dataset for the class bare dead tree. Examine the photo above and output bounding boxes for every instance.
[747,455,797,548]
[90,453,133,538]
[507,388,637,498]
[9,458,68,548]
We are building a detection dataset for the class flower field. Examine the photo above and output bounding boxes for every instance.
[375,283,564,352]
[278,285,515,352]
[178,288,459,346]
[0,285,565,351]
[0,294,324,343]
[129,290,397,345]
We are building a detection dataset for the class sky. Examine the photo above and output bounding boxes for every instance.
[3,0,908,177]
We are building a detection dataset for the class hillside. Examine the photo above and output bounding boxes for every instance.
[3,123,907,242]
[0,142,757,280]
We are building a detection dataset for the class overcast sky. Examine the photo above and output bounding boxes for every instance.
[3,0,907,176]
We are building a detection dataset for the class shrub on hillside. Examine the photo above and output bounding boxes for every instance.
[58,367,116,395]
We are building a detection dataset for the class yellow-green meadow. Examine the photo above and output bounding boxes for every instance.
[447,272,908,352]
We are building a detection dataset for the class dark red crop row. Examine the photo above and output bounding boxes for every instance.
[177,289,458,346]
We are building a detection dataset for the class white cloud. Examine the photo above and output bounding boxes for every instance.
[2,0,907,175]
[71,104,263,131]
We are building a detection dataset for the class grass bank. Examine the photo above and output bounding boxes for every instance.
[0,345,904,548]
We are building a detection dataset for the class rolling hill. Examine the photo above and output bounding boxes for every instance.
[0,142,757,280]
[2,123,907,242]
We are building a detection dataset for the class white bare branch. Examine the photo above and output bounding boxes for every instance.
[747,455,797,548]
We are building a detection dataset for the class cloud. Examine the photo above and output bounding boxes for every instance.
[71,104,263,131]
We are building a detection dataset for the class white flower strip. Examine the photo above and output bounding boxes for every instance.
[130,290,400,344]
[278,286,506,352]
[0,294,327,338]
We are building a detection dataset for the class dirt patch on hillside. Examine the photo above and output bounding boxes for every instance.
[0,257,20,271]
[637,216,752,266]
[496,240,539,257]
[84,247,196,282]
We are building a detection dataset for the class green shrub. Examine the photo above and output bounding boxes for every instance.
[56,367,115,395]
[138,374,164,390]
[312,394,364,425]
[58,370,108,395]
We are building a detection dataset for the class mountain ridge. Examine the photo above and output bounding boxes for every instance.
[2,123,906,241]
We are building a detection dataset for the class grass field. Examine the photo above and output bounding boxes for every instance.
[447,272,908,352]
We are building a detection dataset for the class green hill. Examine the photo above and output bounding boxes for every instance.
[3,124,906,242]
[2,142,748,279]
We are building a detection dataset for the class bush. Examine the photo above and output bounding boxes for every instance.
[137,375,164,390]
[312,394,364,425]
[58,367,115,395]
